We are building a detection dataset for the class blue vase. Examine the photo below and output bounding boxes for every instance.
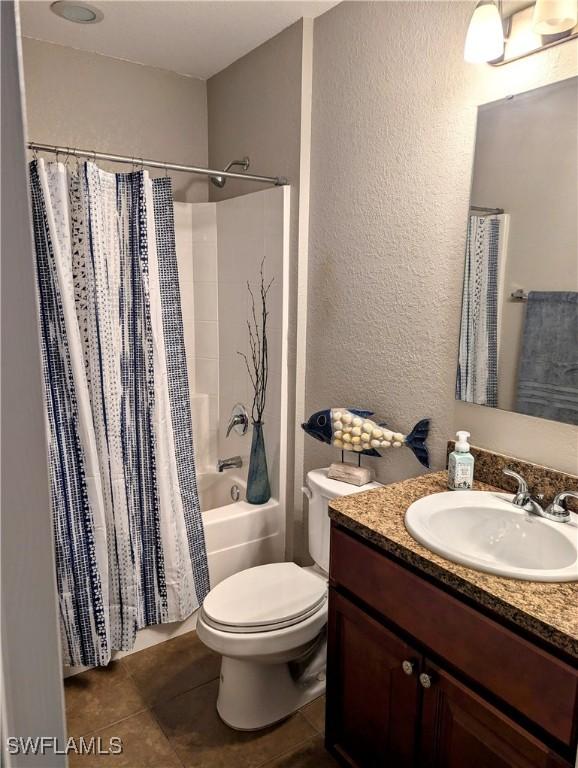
[247,422,271,504]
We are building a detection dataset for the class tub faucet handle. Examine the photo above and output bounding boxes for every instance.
[226,404,249,437]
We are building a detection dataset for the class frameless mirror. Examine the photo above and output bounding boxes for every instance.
[456,77,578,427]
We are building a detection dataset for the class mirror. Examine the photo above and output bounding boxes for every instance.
[456,77,578,427]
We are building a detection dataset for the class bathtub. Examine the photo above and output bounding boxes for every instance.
[199,470,285,587]
[198,470,245,511]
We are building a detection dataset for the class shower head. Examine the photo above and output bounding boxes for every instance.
[210,157,250,188]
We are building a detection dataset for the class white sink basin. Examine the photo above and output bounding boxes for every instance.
[405,491,578,582]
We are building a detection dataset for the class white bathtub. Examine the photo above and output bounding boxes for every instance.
[199,470,284,587]
[198,469,245,511]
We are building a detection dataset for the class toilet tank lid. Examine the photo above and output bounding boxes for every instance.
[306,468,381,499]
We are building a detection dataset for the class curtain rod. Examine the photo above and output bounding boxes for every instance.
[27,142,288,186]
[470,205,505,215]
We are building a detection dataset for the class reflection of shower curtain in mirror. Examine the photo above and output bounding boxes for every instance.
[29,158,209,666]
[456,215,502,407]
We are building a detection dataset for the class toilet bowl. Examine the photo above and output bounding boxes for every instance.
[197,468,381,731]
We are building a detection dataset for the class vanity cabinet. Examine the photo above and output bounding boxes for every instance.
[326,590,420,766]
[326,524,578,768]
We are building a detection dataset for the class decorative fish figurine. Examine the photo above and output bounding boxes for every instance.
[301,408,430,468]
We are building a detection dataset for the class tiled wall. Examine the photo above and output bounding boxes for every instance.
[217,187,285,499]
[192,204,219,470]
[175,189,286,495]
[174,202,219,471]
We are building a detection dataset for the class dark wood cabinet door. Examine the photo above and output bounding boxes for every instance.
[419,662,573,768]
[326,588,421,768]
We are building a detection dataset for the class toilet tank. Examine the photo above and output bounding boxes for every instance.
[305,468,381,574]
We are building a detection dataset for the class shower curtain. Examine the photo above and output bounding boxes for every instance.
[29,158,209,667]
[456,214,502,407]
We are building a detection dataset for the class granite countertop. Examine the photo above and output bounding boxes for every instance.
[329,471,578,660]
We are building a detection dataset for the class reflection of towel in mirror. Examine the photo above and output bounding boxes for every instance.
[516,292,578,426]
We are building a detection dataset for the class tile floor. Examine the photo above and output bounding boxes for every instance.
[65,630,337,768]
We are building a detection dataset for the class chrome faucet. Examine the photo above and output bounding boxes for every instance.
[217,456,243,473]
[502,468,575,523]
[226,404,249,438]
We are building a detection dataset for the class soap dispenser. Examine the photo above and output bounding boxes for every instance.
[448,431,474,490]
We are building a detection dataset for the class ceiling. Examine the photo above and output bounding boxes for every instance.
[19,1,338,79]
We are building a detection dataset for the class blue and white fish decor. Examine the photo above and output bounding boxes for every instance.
[302,408,430,467]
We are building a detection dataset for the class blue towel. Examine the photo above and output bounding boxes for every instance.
[516,292,578,425]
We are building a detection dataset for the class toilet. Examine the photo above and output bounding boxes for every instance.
[197,467,381,730]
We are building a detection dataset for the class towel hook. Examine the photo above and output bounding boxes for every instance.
[510,288,529,302]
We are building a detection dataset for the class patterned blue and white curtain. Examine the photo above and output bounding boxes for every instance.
[29,158,209,667]
[456,214,502,407]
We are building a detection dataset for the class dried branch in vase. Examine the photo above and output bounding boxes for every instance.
[238,258,273,425]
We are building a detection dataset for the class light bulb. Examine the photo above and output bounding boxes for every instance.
[464,2,505,63]
[532,0,577,34]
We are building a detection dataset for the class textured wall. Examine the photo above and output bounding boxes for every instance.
[207,21,303,206]
[21,38,208,202]
[306,1,476,484]
[306,1,578,485]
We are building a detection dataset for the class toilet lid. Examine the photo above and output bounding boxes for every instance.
[202,562,327,632]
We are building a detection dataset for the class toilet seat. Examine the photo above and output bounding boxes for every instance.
[201,562,327,634]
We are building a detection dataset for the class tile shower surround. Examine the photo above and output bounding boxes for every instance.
[175,202,219,471]
[175,189,285,489]
[216,189,285,499]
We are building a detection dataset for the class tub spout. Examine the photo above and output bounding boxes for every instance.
[217,456,243,473]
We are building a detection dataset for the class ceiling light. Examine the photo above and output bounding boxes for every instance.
[464,1,505,63]
[50,1,103,24]
[532,0,577,34]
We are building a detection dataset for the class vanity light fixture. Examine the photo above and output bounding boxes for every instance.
[464,1,505,63]
[50,1,103,24]
[532,0,578,34]
[465,0,578,65]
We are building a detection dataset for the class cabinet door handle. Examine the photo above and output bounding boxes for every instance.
[401,660,415,676]
[419,672,434,689]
